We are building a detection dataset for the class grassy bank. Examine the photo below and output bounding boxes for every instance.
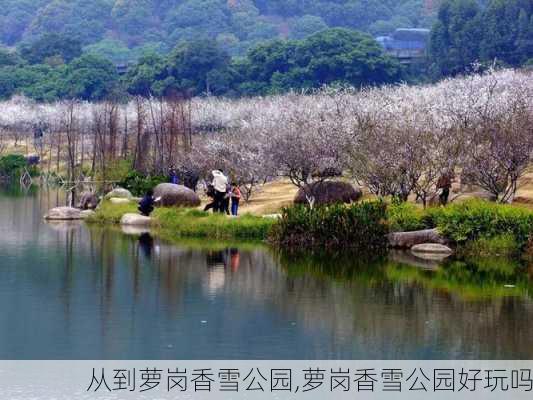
[88,198,533,256]
[153,208,274,240]
[87,200,274,240]
[387,200,533,257]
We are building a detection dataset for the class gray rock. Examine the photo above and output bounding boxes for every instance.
[120,213,151,227]
[387,228,448,249]
[44,207,82,220]
[294,181,362,206]
[104,187,132,200]
[411,243,454,254]
[78,192,99,210]
[154,183,201,207]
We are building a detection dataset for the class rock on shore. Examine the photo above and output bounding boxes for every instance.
[411,243,454,261]
[120,213,151,227]
[387,228,448,249]
[44,207,83,220]
[104,187,132,200]
[153,183,201,207]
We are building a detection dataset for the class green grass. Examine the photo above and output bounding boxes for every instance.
[86,200,139,224]
[386,201,429,232]
[88,198,533,254]
[459,233,520,258]
[153,208,274,240]
[426,200,533,248]
[388,200,533,252]
[86,200,274,240]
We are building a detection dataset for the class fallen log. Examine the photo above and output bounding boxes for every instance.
[387,228,448,249]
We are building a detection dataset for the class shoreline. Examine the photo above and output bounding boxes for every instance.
[83,198,533,265]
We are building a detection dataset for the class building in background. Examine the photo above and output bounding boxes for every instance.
[376,28,430,65]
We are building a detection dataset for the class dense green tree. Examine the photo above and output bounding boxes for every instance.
[166,39,232,96]
[236,28,400,95]
[429,0,482,77]
[516,12,533,64]
[164,0,231,41]
[124,52,167,97]
[480,0,533,66]
[59,54,118,100]
[0,0,437,56]
[19,33,82,65]
[84,39,132,64]
[111,0,154,43]
[0,47,22,66]
[0,64,63,100]
[290,15,328,39]
[25,0,112,45]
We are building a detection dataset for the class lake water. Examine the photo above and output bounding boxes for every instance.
[1,186,533,360]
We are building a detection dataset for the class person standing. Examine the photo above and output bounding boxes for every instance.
[231,184,241,216]
[169,165,179,184]
[437,170,453,206]
[211,169,228,213]
[138,189,155,216]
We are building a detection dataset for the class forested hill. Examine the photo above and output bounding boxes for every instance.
[0,0,439,60]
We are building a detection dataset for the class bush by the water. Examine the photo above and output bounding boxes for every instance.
[426,200,533,249]
[0,154,37,180]
[271,201,388,250]
[386,201,430,232]
[119,171,167,196]
[294,181,362,206]
[387,200,533,253]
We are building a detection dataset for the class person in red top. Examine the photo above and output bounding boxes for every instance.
[230,185,242,216]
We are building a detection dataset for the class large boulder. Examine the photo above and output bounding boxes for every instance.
[294,181,362,206]
[44,207,82,220]
[153,183,201,207]
[104,187,132,200]
[120,213,152,227]
[78,191,99,210]
[387,228,448,249]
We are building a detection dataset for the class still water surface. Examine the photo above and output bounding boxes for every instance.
[1,186,532,359]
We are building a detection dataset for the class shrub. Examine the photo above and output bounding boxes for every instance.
[95,159,133,183]
[387,201,430,232]
[270,201,388,250]
[0,154,27,179]
[426,200,533,249]
[119,170,167,196]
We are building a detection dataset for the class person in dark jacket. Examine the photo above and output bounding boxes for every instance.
[437,170,454,206]
[138,189,155,216]
[203,183,216,212]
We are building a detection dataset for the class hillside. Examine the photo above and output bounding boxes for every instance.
[0,0,439,61]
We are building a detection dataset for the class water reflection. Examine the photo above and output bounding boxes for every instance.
[138,233,154,259]
[0,187,533,360]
